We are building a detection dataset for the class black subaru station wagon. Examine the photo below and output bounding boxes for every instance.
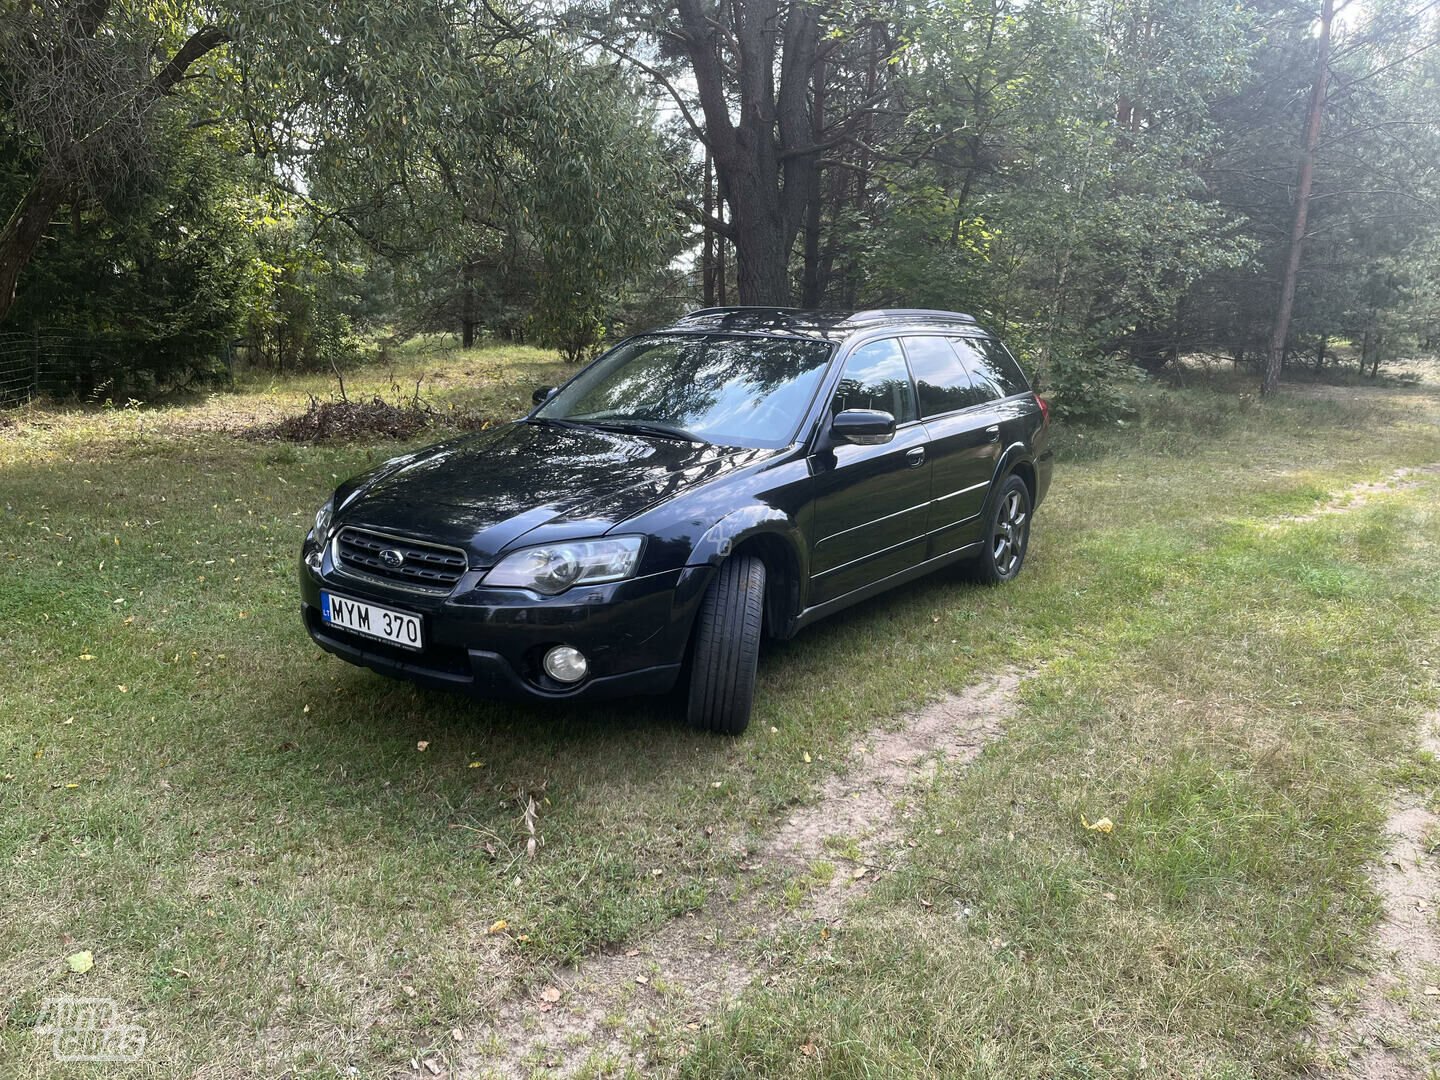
[300,308,1052,734]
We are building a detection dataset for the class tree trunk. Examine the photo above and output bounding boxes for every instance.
[732,205,792,305]
[702,151,717,307]
[675,0,819,307]
[461,259,477,348]
[1263,0,1334,397]
[0,171,68,323]
[800,52,827,309]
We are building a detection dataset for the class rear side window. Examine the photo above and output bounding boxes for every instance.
[902,336,994,416]
[960,336,1031,397]
[831,338,918,423]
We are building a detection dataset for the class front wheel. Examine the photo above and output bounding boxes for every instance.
[968,475,1032,585]
[685,556,766,735]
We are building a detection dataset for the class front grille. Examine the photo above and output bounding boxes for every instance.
[335,527,468,590]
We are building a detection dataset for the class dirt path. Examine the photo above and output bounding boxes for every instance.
[456,673,1019,1079]
[1319,718,1440,1077]
[1280,463,1440,524]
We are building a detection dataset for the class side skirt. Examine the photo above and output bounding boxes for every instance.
[789,540,984,635]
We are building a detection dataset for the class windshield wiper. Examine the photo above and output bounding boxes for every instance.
[573,418,707,444]
[525,416,586,430]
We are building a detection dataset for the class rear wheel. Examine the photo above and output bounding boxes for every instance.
[967,475,1031,584]
[685,556,766,735]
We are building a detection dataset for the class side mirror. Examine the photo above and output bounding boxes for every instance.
[830,408,897,446]
[531,386,557,406]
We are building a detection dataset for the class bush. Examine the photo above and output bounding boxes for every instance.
[1041,347,1142,424]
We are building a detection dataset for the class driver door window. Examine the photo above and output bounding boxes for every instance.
[830,338,919,423]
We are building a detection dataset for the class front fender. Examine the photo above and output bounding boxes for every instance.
[687,505,806,568]
[687,506,810,638]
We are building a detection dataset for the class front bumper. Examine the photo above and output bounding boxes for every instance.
[299,548,714,702]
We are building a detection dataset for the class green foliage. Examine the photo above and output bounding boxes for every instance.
[521,65,680,361]
[238,215,376,374]
[1042,346,1143,424]
[2,0,1437,407]
[4,119,261,393]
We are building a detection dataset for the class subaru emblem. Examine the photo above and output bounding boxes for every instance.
[379,548,405,569]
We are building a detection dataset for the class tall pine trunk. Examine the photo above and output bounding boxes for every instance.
[1264,0,1334,397]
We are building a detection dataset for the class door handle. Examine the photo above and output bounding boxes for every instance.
[985,425,1000,441]
[905,446,926,468]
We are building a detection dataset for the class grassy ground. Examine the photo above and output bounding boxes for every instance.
[2,345,1438,1078]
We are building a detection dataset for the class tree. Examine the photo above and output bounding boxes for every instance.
[1263,0,1335,396]
[0,1,229,321]
[1,0,683,351]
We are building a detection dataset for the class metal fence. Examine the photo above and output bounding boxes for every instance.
[0,332,43,405]
[0,331,231,407]
[0,331,116,406]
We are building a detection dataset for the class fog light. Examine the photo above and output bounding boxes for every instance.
[542,645,588,684]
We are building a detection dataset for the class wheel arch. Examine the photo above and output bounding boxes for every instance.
[689,507,807,639]
[985,445,1037,519]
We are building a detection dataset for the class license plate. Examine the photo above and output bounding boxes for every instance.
[321,591,423,651]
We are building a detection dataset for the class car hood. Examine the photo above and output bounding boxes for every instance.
[335,421,774,564]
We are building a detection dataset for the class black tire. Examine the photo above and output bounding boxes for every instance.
[967,475,1032,585]
[685,555,766,735]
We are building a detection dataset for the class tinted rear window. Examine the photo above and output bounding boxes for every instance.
[902,336,994,416]
[962,337,1031,397]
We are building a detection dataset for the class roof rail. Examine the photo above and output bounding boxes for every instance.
[841,308,976,326]
[677,306,810,321]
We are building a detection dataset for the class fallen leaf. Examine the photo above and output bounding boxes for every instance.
[401,985,418,999]
[802,751,812,764]
[1103,892,1117,902]
[423,1059,442,1076]
[450,1028,464,1042]
[117,685,129,693]
[540,986,561,1003]
[488,919,509,934]
[78,653,96,661]
[66,950,94,974]
[468,761,484,769]
[801,1041,817,1057]
[851,867,869,880]
[416,741,429,752]
[635,974,649,985]
[1081,816,1114,834]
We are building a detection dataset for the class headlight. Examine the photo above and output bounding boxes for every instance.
[484,537,643,595]
[312,497,335,543]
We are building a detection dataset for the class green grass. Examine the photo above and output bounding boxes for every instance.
[2,346,1439,1077]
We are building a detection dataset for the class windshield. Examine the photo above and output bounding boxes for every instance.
[535,334,836,448]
